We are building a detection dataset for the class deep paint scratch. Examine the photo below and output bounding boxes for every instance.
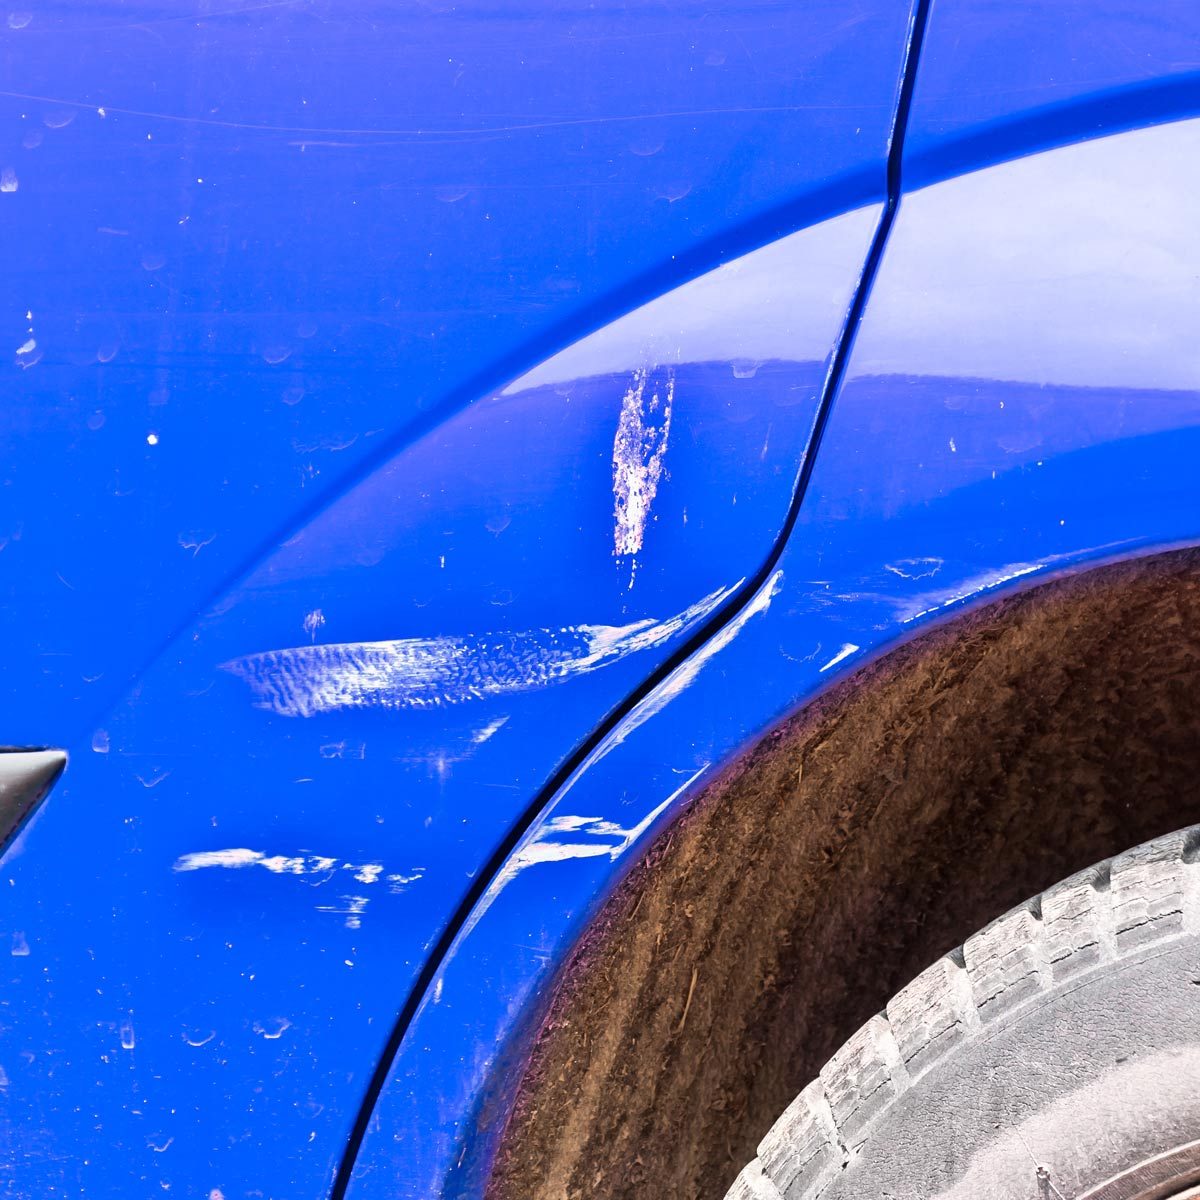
[612,365,674,579]
[222,582,736,717]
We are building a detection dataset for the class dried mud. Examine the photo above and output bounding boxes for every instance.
[488,548,1200,1200]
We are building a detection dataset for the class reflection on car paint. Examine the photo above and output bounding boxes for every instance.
[345,116,1200,1200]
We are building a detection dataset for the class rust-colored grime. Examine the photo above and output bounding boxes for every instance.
[488,548,1200,1200]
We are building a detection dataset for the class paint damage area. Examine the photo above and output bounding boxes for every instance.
[172,848,424,927]
[487,548,1200,1200]
[222,582,735,717]
[612,366,674,582]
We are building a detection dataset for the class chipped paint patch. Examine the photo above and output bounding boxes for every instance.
[222,582,735,718]
[612,366,674,581]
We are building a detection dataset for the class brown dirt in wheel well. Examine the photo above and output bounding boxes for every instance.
[485,548,1200,1200]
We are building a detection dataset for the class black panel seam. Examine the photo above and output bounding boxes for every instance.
[330,1,933,1194]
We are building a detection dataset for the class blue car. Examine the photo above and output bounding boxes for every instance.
[4,2,1200,1197]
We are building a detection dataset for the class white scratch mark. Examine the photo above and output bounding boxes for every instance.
[386,869,425,893]
[222,581,735,718]
[598,569,783,756]
[173,848,422,926]
[898,563,1044,624]
[314,895,369,929]
[818,643,861,673]
[884,557,944,580]
[612,366,674,582]
[461,764,709,941]
[471,715,509,745]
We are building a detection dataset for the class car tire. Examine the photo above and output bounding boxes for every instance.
[727,825,1200,1200]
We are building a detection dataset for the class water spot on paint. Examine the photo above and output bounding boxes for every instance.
[656,181,691,203]
[7,11,32,29]
[43,109,75,129]
[252,1017,291,1040]
[0,168,18,193]
[303,609,326,642]
[262,345,292,366]
[96,342,119,363]
[434,185,471,203]
[21,129,42,150]
[731,359,760,379]
[11,931,29,956]
[91,729,110,754]
[184,1029,215,1048]
[629,138,664,157]
[120,1019,136,1050]
[140,251,166,272]
[281,386,305,406]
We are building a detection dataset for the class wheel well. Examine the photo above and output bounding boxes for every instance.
[487,546,1200,1200]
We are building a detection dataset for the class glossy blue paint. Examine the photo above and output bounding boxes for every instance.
[0,0,913,752]
[904,0,1200,188]
[0,0,922,1189]
[5,3,1199,1199]
[345,116,1200,1200]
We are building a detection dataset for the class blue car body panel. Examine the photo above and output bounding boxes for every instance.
[3,3,1200,1200]
[0,2,917,1196]
[0,0,913,750]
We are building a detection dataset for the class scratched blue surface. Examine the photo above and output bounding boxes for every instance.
[345,117,1200,1200]
[0,0,912,750]
[3,1,1199,1198]
[0,0,916,1188]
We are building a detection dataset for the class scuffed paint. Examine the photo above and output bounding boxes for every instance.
[172,849,425,926]
[594,569,784,759]
[457,764,709,945]
[612,366,674,580]
[222,582,736,718]
[818,642,861,673]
